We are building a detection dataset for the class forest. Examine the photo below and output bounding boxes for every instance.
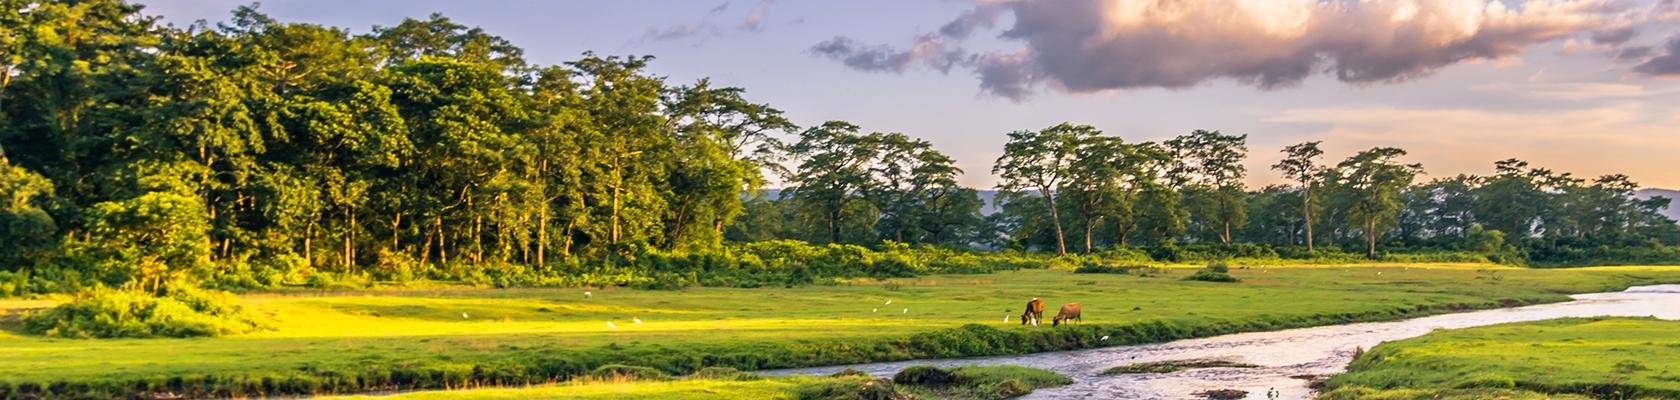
[3,0,1679,298]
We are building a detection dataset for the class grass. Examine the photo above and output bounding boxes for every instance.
[1321,317,1680,400]
[320,365,1069,400]
[1102,359,1258,375]
[2,264,1678,398]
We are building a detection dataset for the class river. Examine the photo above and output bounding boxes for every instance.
[765,285,1680,399]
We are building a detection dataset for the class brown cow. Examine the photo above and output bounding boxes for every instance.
[1052,303,1081,327]
[1020,298,1045,326]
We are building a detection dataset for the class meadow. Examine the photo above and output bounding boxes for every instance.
[4,264,1680,398]
[322,365,1072,400]
[1321,317,1680,400]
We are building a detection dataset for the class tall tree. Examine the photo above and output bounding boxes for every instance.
[1273,141,1324,251]
[1166,130,1248,244]
[786,121,869,244]
[1336,147,1423,259]
[993,123,1095,255]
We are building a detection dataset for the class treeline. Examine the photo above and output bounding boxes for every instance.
[0,2,814,292]
[745,123,1679,264]
[1,2,1676,296]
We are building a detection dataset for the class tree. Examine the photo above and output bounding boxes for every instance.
[857,132,962,244]
[82,192,213,293]
[1336,147,1423,259]
[785,121,869,244]
[1272,141,1324,251]
[1166,130,1248,244]
[993,123,1095,255]
[0,154,58,272]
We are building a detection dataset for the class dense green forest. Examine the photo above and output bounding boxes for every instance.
[2,1,1677,297]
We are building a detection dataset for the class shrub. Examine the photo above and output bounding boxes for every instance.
[1184,262,1239,283]
[589,364,670,381]
[892,365,957,387]
[793,377,899,400]
[22,287,271,338]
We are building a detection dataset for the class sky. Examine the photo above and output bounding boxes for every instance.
[136,0,1680,189]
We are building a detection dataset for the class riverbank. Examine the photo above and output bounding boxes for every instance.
[1321,317,1680,400]
[3,264,1678,398]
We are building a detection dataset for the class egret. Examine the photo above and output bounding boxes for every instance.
[1101,335,1110,341]
[607,321,618,329]
[461,312,469,319]
[873,308,878,313]
[884,300,892,305]
[902,308,908,314]
[584,291,593,298]
[1003,315,1010,323]
[632,317,643,324]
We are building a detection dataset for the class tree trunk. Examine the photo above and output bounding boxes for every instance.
[1365,217,1378,259]
[537,202,547,268]
[1222,221,1232,245]
[1303,187,1315,253]
[1043,188,1067,256]
[304,220,315,267]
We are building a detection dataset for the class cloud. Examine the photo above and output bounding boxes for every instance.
[1634,34,1680,75]
[739,0,774,32]
[636,0,777,44]
[816,0,1648,100]
[811,34,969,73]
[641,24,717,42]
[938,3,1006,39]
[1617,45,1655,60]
[1590,26,1640,45]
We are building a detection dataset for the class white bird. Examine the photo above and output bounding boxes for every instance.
[461,312,469,319]
[632,317,643,324]
[1031,319,1039,327]
[1101,335,1110,341]
[1377,272,1383,276]
[873,308,878,313]
[902,308,908,314]
[584,291,593,298]
[884,300,892,305]
[1004,315,1010,323]
[607,321,618,329]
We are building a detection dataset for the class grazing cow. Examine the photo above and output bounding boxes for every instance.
[1021,298,1045,326]
[1052,303,1081,327]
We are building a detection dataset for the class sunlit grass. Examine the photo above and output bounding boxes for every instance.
[2,263,1678,396]
[1322,317,1680,399]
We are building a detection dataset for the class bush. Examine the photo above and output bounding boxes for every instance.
[793,377,900,400]
[589,364,670,381]
[892,365,957,387]
[22,287,271,338]
[1184,262,1239,283]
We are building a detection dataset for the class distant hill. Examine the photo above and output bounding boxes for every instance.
[1636,188,1680,221]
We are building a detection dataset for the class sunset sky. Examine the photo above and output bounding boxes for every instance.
[140,0,1680,189]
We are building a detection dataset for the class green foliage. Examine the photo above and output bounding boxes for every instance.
[589,364,671,381]
[1324,318,1680,399]
[1184,262,1238,283]
[22,287,271,338]
[892,365,956,386]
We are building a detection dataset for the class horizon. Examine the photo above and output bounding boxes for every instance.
[135,0,1680,190]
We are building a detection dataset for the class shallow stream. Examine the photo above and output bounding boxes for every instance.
[766,285,1680,399]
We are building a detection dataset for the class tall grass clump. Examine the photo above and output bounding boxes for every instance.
[1183,262,1239,283]
[22,287,271,338]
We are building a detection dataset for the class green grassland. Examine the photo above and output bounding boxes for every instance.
[1321,317,1680,400]
[322,364,1071,400]
[3,264,1679,398]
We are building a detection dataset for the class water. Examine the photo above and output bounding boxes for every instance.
[765,285,1680,399]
